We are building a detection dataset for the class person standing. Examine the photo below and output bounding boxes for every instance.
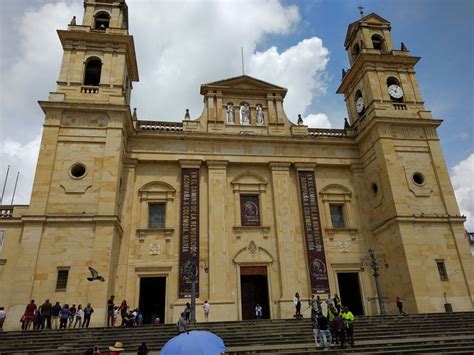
[310,295,318,321]
[107,296,115,327]
[108,341,125,355]
[74,304,83,328]
[0,307,6,331]
[177,312,188,334]
[294,292,302,319]
[202,300,210,322]
[41,299,52,329]
[59,304,70,329]
[255,304,263,320]
[184,302,191,324]
[341,306,355,347]
[312,313,320,347]
[68,304,76,328]
[316,295,323,315]
[22,300,37,330]
[137,342,148,355]
[396,296,406,315]
[119,300,128,327]
[51,301,61,329]
[82,303,94,328]
[332,312,346,348]
[333,294,341,314]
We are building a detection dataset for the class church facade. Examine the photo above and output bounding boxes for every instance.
[0,0,472,330]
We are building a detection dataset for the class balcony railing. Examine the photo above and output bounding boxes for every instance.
[138,120,184,132]
[393,103,407,111]
[81,86,99,94]
[308,128,353,138]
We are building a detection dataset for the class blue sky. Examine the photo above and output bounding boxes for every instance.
[269,0,473,169]
[0,0,472,228]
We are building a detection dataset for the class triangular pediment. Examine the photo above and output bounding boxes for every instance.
[345,12,391,47]
[200,75,287,97]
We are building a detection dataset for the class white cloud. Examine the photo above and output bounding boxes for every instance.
[0,135,41,205]
[247,38,329,122]
[0,0,334,204]
[451,153,474,231]
[303,113,332,128]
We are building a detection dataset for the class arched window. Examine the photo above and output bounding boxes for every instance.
[83,58,102,86]
[352,43,361,60]
[371,35,385,51]
[94,12,110,30]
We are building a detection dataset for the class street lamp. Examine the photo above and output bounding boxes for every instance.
[361,249,389,315]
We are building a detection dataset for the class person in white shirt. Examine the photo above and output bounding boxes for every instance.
[73,304,83,328]
[202,300,210,322]
[294,292,302,319]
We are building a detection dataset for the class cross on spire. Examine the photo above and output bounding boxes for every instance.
[357,5,365,18]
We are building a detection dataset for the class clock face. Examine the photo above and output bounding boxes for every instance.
[388,84,404,99]
[355,96,364,114]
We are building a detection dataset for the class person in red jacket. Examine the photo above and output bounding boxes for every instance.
[22,300,37,330]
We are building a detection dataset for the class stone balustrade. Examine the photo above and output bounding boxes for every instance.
[81,86,99,94]
[0,206,13,218]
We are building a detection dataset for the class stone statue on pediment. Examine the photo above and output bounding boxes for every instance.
[225,103,234,124]
[240,103,250,125]
[256,105,264,125]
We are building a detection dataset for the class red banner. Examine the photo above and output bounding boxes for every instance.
[179,168,200,298]
[298,171,330,294]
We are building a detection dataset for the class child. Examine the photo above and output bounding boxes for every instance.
[113,306,119,326]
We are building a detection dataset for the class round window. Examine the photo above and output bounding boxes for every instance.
[70,163,87,179]
[371,183,378,195]
[412,172,425,186]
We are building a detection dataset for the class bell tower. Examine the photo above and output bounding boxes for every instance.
[52,0,138,105]
[338,13,474,313]
[337,13,426,124]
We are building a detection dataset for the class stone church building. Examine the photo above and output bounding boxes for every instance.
[0,0,472,330]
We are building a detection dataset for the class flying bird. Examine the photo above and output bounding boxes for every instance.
[87,267,105,282]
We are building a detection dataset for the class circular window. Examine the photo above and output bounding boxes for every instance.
[412,172,425,186]
[371,183,378,194]
[70,163,87,179]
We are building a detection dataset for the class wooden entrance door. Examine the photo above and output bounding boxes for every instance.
[240,266,270,320]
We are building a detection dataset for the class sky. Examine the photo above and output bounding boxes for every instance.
[0,0,472,229]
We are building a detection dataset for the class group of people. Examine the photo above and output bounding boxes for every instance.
[106,296,144,328]
[293,292,355,350]
[20,299,95,330]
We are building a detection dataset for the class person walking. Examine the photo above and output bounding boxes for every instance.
[0,306,6,331]
[312,313,320,347]
[59,304,70,329]
[341,306,355,347]
[177,312,188,334]
[396,296,406,315]
[51,301,61,330]
[82,303,94,328]
[74,305,83,328]
[41,299,52,329]
[317,313,332,350]
[310,294,318,320]
[33,305,42,330]
[107,296,115,327]
[255,304,263,320]
[316,295,323,315]
[68,304,76,328]
[202,300,210,322]
[119,300,128,327]
[294,292,302,319]
[22,300,37,330]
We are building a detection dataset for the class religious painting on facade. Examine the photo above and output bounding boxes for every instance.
[178,168,200,298]
[298,171,330,294]
[240,194,260,226]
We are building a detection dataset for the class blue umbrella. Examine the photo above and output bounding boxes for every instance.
[160,330,226,355]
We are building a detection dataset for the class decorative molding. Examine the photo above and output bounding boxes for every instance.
[325,228,358,240]
[179,159,202,168]
[233,226,271,239]
[135,266,172,273]
[0,259,6,266]
[149,243,160,255]
[136,228,174,243]
[293,163,317,171]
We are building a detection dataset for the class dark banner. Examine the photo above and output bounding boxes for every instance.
[179,168,200,298]
[298,171,330,294]
[240,194,261,226]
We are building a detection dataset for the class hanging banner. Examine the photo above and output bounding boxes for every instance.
[179,168,200,298]
[298,171,330,294]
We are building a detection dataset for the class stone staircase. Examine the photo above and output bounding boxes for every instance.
[0,312,473,354]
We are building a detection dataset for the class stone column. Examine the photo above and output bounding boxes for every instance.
[269,162,299,316]
[207,160,230,300]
